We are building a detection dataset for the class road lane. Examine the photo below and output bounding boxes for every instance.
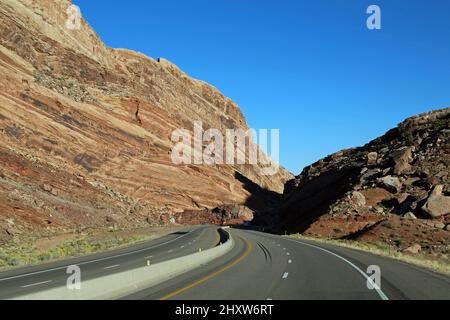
[2,226,448,300]
[0,225,222,299]
[127,228,450,300]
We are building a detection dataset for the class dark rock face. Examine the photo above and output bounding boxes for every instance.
[276,108,450,254]
[178,204,254,226]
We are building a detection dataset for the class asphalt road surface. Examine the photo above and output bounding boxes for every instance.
[126,228,450,300]
[1,226,449,300]
[0,226,220,299]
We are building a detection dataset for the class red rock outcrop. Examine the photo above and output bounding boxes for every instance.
[0,0,292,243]
[277,108,450,254]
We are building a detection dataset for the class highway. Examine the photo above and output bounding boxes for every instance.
[0,226,449,300]
[125,228,450,300]
[0,226,221,299]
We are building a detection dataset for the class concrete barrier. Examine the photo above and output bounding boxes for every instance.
[14,229,234,300]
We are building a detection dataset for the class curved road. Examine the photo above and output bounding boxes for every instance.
[126,228,450,300]
[0,226,449,300]
[0,226,220,299]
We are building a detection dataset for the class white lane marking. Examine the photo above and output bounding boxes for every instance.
[180,246,185,248]
[288,260,292,264]
[266,298,273,300]
[286,238,389,301]
[283,248,286,250]
[286,252,290,256]
[0,229,198,282]
[168,250,174,253]
[21,280,52,288]
[103,264,120,270]
[282,272,289,279]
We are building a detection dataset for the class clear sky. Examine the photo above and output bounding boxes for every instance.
[73,0,450,175]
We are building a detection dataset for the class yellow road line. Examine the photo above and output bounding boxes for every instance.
[159,236,253,300]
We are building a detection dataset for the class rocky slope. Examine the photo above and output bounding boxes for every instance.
[278,108,450,255]
[0,0,292,244]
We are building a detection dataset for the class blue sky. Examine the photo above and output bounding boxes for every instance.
[73,0,450,174]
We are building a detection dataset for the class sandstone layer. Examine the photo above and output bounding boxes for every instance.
[0,0,292,243]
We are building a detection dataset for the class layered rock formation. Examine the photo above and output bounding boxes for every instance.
[278,108,450,254]
[0,0,292,243]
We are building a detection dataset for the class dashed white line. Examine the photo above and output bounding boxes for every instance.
[286,252,291,256]
[283,248,286,250]
[282,272,289,279]
[21,280,52,288]
[168,250,174,253]
[104,264,120,270]
[288,260,292,264]
[0,229,196,282]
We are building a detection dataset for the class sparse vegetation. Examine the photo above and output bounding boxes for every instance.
[400,129,415,146]
[433,119,446,130]
[0,235,149,270]
[289,234,450,276]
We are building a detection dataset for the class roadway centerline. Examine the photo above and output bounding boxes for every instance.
[159,235,253,300]
[282,272,289,279]
[104,265,120,270]
[21,280,52,288]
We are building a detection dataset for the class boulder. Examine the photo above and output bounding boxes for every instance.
[359,168,381,185]
[403,244,421,254]
[403,212,417,220]
[422,220,445,229]
[377,176,402,194]
[422,185,450,218]
[42,184,52,192]
[390,147,413,175]
[361,187,391,206]
[367,152,378,165]
[351,191,366,207]
[445,225,450,231]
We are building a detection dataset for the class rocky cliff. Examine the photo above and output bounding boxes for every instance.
[278,108,450,255]
[0,0,292,243]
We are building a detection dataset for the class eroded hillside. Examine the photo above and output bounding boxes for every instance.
[278,108,450,256]
[0,0,292,243]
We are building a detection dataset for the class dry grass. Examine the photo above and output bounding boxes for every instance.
[289,234,450,276]
[0,234,151,270]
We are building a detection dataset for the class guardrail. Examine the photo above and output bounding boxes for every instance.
[14,228,234,300]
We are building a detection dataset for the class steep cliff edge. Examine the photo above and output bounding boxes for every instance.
[0,0,292,243]
[278,108,449,255]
